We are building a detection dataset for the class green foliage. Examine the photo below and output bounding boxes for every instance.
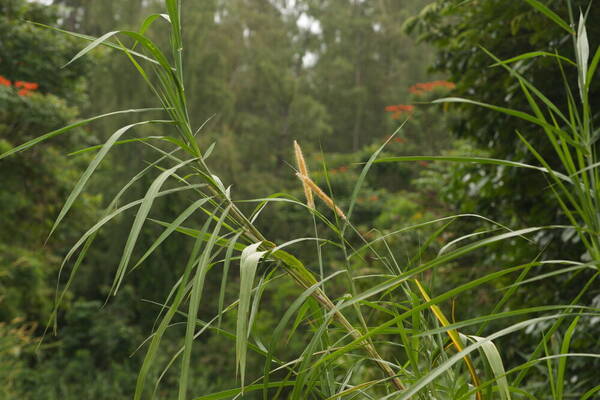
[0,0,91,104]
[405,1,600,395]
[0,1,104,351]
[0,317,35,399]
[2,0,600,399]
[0,1,146,398]
[405,0,600,261]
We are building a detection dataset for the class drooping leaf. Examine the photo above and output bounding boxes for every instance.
[179,207,230,400]
[112,158,198,295]
[469,335,511,400]
[524,0,574,34]
[236,242,267,390]
[48,120,172,239]
[0,108,163,161]
[130,197,212,272]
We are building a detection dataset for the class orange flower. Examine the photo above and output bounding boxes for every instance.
[385,104,415,120]
[0,76,11,87]
[409,80,455,95]
[386,104,414,112]
[15,81,39,90]
[10,80,40,96]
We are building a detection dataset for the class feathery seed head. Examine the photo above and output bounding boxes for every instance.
[293,141,315,208]
[296,173,347,220]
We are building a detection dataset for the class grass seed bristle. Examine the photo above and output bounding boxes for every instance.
[296,172,347,220]
[294,140,315,209]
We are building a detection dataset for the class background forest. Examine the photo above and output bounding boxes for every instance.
[1,0,599,399]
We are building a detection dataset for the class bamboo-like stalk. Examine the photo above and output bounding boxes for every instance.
[179,136,406,389]
[292,143,481,395]
[33,1,406,392]
[200,170,405,390]
[288,144,403,389]
[314,287,406,391]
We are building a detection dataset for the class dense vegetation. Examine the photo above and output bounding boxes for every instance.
[0,0,598,399]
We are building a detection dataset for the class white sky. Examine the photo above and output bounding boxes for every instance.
[297,13,322,35]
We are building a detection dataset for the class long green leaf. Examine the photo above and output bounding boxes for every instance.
[0,108,163,161]
[112,158,198,295]
[138,13,171,37]
[457,353,600,400]
[44,141,194,334]
[64,29,172,72]
[581,385,600,400]
[491,51,576,67]
[54,185,203,310]
[347,120,407,222]
[149,219,246,251]
[218,232,243,328]
[31,22,161,66]
[64,30,121,67]
[179,207,230,400]
[395,315,578,400]
[415,307,594,339]
[237,242,267,390]
[433,97,582,149]
[375,155,572,183]
[585,46,600,91]
[556,316,580,399]
[134,223,207,400]
[308,261,560,372]
[192,381,296,400]
[48,120,172,239]
[68,136,166,156]
[524,0,574,34]
[263,271,345,397]
[149,273,287,394]
[131,198,212,272]
[469,335,511,400]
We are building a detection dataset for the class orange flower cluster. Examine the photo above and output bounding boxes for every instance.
[409,80,455,95]
[0,75,39,96]
[385,104,414,120]
[385,104,414,113]
[15,81,39,96]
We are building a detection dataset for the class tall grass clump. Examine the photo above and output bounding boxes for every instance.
[2,0,599,398]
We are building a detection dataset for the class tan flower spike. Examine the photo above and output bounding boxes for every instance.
[293,140,315,209]
[296,173,347,221]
